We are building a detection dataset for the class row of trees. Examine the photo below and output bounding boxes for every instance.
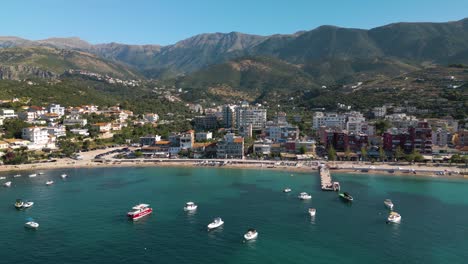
[327,145,425,162]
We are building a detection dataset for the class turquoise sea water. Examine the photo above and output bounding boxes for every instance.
[0,167,467,264]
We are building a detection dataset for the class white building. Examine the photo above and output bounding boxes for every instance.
[195,132,213,141]
[46,126,66,138]
[144,113,159,123]
[48,104,65,117]
[63,115,88,127]
[0,109,17,119]
[372,106,387,118]
[217,133,244,159]
[432,128,451,147]
[22,127,50,145]
[70,128,89,136]
[236,106,267,130]
[312,112,347,129]
[180,131,194,149]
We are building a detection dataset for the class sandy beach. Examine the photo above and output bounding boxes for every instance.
[0,147,466,179]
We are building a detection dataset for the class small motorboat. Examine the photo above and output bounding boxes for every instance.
[207,217,224,230]
[298,192,312,200]
[244,228,258,241]
[183,201,198,211]
[15,199,24,209]
[387,212,402,223]
[61,174,67,179]
[24,218,39,229]
[29,174,37,178]
[308,208,316,216]
[127,204,153,220]
[22,201,34,209]
[0,176,6,180]
[4,181,11,187]
[46,180,54,186]
[283,188,292,193]
[384,199,394,210]
[13,174,21,178]
[339,192,354,202]
[38,172,45,175]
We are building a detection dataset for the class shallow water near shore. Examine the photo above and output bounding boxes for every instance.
[1,167,467,264]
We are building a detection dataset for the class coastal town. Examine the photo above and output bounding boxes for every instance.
[0,98,466,175]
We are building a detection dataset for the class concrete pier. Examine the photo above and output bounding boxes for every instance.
[319,165,340,191]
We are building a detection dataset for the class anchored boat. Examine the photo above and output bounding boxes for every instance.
[298,192,312,200]
[15,199,24,209]
[244,228,258,241]
[127,204,152,220]
[339,192,354,202]
[207,217,224,230]
[384,199,394,210]
[24,217,39,229]
[183,201,198,211]
[387,212,402,223]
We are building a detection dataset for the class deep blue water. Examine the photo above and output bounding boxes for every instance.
[0,167,467,264]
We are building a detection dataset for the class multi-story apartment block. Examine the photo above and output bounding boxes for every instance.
[217,133,244,159]
[194,115,218,130]
[372,106,387,118]
[236,106,267,130]
[222,105,237,128]
[140,135,162,146]
[48,104,65,117]
[22,126,50,145]
[195,132,213,142]
[180,130,195,149]
[383,122,432,154]
[46,126,66,138]
[63,115,88,127]
[312,112,347,129]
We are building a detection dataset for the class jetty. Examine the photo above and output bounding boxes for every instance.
[319,165,340,191]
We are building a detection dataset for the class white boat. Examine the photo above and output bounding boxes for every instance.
[13,174,21,178]
[308,208,316,216]
[61,174,68,179]
[244,229,258,241]
[38,172,45,175]
[22,201,34,208]
[24,218,39,229]
[15,199,24,209]
[29,174,37,178]
[298,192,312,200]
[4,181,11,187]
[0,176,6,180]
[46,180,54,186]
[384,199,394,210]
[183,201,198,211]
[207,217,224,230]
[283,188,292,193]
[387,212,401,223]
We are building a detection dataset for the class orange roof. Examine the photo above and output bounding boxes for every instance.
[233,138,244,143]
[93,122,110,126]
[193,142,209,148]
[155,140,171,145]
[29,106,45,111]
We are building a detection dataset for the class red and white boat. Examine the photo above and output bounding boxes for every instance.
[127,204,152,220]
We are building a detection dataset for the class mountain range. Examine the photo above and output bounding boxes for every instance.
[0,18,468,108]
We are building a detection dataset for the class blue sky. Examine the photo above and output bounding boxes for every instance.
[1,0,467,45]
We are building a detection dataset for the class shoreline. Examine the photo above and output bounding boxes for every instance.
[0,157,466,180]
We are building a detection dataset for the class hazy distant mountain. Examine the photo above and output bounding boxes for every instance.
[0,46,140,80]
[1,18,468,82]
